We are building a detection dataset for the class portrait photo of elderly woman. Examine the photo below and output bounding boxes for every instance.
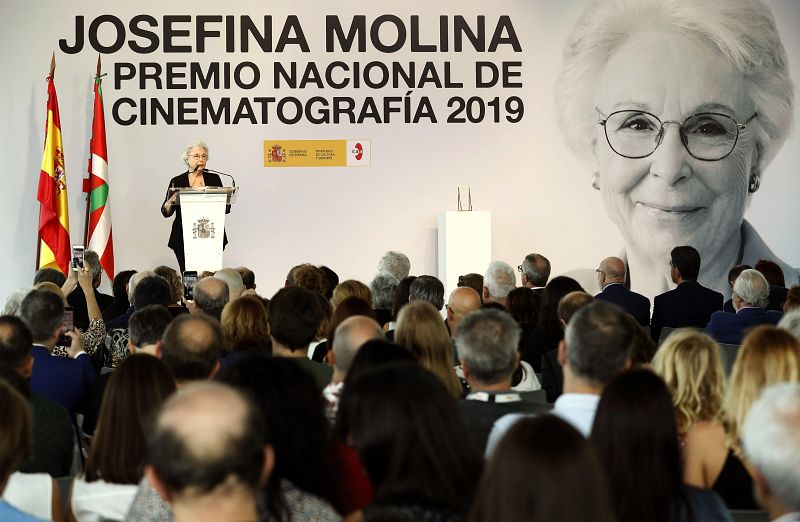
[161,141,229,272]
[556,0,797,301]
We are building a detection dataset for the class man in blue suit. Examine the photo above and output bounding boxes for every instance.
[594,257,650,326]
[706,269,782,345]
[20,289,95,417]
[651,246,724,343]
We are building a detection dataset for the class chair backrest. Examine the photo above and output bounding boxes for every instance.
[519,389,547,404]
[718,343,740,376]
[728,509,769,522]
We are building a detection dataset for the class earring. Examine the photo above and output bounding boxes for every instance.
[748,173,760,193]
[591,172,600,190]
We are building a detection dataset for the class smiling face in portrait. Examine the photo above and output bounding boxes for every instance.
[187,146,208,173]
[593,30,759,262]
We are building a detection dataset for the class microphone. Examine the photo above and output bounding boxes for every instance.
[203,168,236,188]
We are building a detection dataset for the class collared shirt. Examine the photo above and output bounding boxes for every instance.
[466,391,522,404]
[553,393,601,437]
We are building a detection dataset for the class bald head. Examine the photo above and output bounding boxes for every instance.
[214,269,245,301]
[147,382,267,498]
[557,291,595,327]
[332,316,384,377]
[446,287,482,336]
[193,277,230,319]
[161,315,224,382]
[599,257,625,283]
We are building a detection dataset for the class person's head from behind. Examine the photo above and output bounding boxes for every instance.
[446,286,482,336]
[505,287,541,327]
[539,276,584,335]
[482,261,516,304]
[82,250,103,287]
[192,277,229,320]
[728,264,753,289]
[408,275,445,311]
[221,295,270,353]
[471,415,613,522]
[145,382,271,514]
[285,263,326,296]
[214,268,245,301]
[128,305,173,357]
[236,266,256,291]
[327,296,376,350]
[651,329,726,436]
[625,314,657,367]
[0,316,34,378]
[754,259,785,287]
[318,265,339,300]
[391,276,417,320]
[340,340,415,392]
[331,315,383,381]
[779,308,800,341]
[86,355,175,485]
[520,253,550,288]
[733,268,770,309]
[597,256,626,288]
[132,275,173,310]
[0,380,32,488]
[562,301,633,391]
[369,274,400,311]
[396,300,461,398]
[455,309,520,390]
[33,267,66,287]
[19,289,63,347]
[331,279,373,310]
[743,383,800,517]
[725,326,800,448]
[268,286,322,353]
[153,266,183,304]
[591,369,685,522]
[160,314,224,384]
[377,251,411,281]
[337,363,481,515]
[784,287,800,313]
[670,246,701,282]
[111,270,137,306]
[557,291,594,329]
[217,354,332,509]
[457,273,484,302]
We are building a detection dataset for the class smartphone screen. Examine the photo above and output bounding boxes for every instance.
[57,307,75,345]
[71,245,85,271]
[183,271,198,301]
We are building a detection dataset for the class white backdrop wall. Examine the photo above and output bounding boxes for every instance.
[1,0,799,302]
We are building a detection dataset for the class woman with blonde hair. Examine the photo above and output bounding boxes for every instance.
[395,301,462,398]
[220,295,271,369]
[330,280,372,310]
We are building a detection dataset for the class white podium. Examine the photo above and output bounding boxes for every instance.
[172,187,237,272]
[437,211,491,298]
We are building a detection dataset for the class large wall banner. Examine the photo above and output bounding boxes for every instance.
[2,0,799,301]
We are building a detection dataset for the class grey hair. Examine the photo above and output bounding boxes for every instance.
[564,301,633,386]
[454,309,520,385]
[484,261,516,300]
[181,140,209,166]
[778,309,800,341]
[128,271,156,301]
[409,275,445,311]
[377,251,411,281]
[555,0,793,172]
[733,269,769,307]
[521,253,550,287]
[214,268,245,299]
[743,383,800,511]
[84,250,102,281]
[3,289,30,317]
[370,274,400,310]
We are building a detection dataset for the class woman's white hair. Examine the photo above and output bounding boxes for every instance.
[181,140,209,166]
[555,0,793,172]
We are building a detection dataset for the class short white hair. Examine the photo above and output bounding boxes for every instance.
[214,268,245,299]
[733,269,770,307]
[181,140,209,166]
[779,309,800,341]
[743,383,800,511]
[3,289,30,317]
[377,251,411,281]
[555,0,793,172]
[484,261,516,300]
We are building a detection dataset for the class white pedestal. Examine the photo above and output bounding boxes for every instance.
[180,192,228,272]
[437,211,491,299]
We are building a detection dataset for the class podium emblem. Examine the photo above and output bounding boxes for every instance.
[192,217,216,239]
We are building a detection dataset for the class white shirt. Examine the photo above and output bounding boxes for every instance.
[71,476,138,522]
[553,393,601,437]
[3,472,52,520]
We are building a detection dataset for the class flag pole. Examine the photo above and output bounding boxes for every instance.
[36,52,56,272]
[83,54,101,247]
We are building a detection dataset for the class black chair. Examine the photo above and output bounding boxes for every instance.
[658,326,677,346]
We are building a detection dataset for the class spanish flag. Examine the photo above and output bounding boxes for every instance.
[37,56,71,274]
[84,55,114,280]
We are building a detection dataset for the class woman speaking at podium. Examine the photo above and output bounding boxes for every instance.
[161,141,227,273]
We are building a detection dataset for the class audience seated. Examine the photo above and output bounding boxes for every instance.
[69,355,175,521]
[102,269,137,322]
[754,259,789,311]
[376,251,411,282]
[457,273,484,302]
[447,287,483,342]
[236,266,257,292]
[408,275,445,311]
[67,250,114,332]
[784,286,800,312]
[331,280,373,310]
[529,276,584,370]
[214,267,245,302]
[190,276,229,321]
[651,246,724,342]
[594,256,650,327]
[482,261,516,308]
[591,369,730,522]
[779,308,800,340]
[706,269,782,345]
[313,296,375,362]
[742,383,800,522]
[519,252,551,292]
[219,295,271,370]
[105,271,156,330]
[506,287,542,371]
[318,266,339,300]
[395,301,463,398]
[44,267,106,361]
[152,265,189,317]
[286,263,327,296]
[723,264,752,313]
[470,415,614,522]
[455,309,549,452]
[337,363,482,522]
[387,275,417,332]
[145,382,271,522]
[368,274,398,328]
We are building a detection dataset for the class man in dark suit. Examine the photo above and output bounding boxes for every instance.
[519,253,550,293]
[651,246,723,342]
[20,289,96,418]
[742,383,800,522]
[594,256,650,326]
[706,269,782,345]
[455,309,550,452]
